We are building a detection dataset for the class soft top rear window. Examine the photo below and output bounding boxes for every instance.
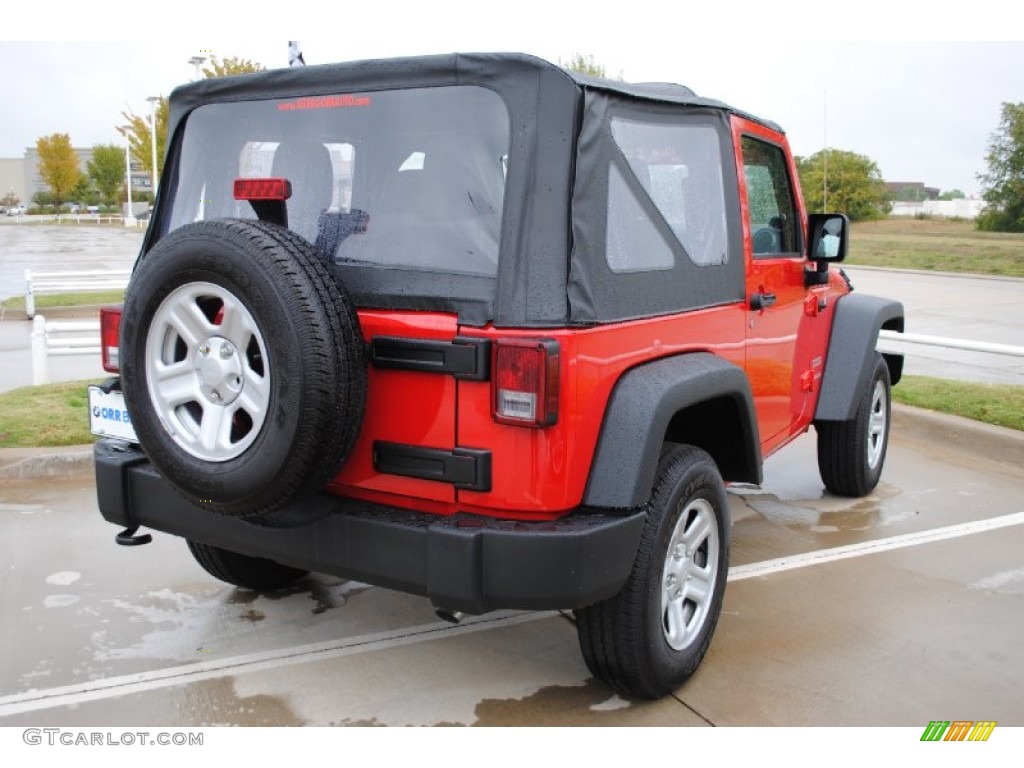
[165,85,510,278]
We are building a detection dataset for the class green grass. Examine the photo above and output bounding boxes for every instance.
[893,375,1024,432]
[0,290,125,312]
[0,380,96,448]
[848,218,1024,277]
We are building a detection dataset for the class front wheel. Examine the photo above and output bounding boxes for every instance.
[576,445,730,700]
[816,352,891,497]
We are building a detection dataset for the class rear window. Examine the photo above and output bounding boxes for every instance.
[165,86,510,277]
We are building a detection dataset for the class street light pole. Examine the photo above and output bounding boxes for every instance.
[146,96,160,200]
[125,143,135,226]
[188,55,206,81]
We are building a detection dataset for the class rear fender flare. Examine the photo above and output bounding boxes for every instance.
[583,353,761,510]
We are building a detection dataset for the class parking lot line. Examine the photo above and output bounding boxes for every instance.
[0,610,557,718]
[728,510,1024,581]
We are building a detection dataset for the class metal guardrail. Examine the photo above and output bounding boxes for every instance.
[30,315,101,385]
[23,268,131,318]
[878,330,1024,359]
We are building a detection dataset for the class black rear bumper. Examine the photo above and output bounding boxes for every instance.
[94,440,645,615]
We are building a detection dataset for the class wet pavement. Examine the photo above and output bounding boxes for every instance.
[1,421,1021,726]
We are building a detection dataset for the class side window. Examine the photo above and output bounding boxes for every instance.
[608,118,729,271]
[740,136,799,257]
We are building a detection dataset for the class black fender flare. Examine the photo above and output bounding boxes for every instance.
[815,293,905,423]
[583,352,761,509]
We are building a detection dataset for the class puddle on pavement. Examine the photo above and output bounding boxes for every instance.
[471,678,685,726]
[176,676,304,726]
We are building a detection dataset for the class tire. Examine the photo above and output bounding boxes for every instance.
[576,445,730,700]
[187,540,307,591]
[119,219,366,519]
[816,353,891,497]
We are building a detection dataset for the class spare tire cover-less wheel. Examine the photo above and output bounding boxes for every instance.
[119,219,366,519]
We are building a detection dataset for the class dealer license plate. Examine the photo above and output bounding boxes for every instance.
[88,386,138,442]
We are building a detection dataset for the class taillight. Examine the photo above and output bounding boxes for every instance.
[492,339,559,427]
[100,306,122,373]
[233,177,292,201]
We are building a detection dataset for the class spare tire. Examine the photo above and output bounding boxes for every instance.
[119,219,366,519]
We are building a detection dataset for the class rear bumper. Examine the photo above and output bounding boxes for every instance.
[94,439,645,615]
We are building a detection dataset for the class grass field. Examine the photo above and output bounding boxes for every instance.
[848,218,1024,277]
[893,376,1024,432]
[0,380,95,448]
[0,290,125,312]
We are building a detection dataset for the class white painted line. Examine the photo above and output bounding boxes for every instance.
[0,610,557,718]
[729,511,1024,581]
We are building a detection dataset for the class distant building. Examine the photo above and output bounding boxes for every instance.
[886,182,940,202]
[890,199,986,219]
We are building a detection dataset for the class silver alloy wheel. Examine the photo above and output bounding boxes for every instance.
[866,378,888,471]
[661,498,720,651]
[145,281,270,462]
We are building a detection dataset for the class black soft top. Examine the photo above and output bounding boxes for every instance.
[166,52,780,146]
[156,53,776,327]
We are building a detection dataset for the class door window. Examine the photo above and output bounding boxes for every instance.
[741,136,799,257]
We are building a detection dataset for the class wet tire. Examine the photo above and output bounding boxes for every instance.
[816,353,891,497]
[576,445,730,700]
[187,540,307,591]
[119,219,366,519]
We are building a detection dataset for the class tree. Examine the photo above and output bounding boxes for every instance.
[113,55,264,187]
[796,149,890,220]
[559,53,623,80]
[0,192,19,208]
[938,188,966,200]
[203,56,265,78]
[118,97,168,182]
[88,144,127,206]
[36,133,81,209]
[977,101,1024,233]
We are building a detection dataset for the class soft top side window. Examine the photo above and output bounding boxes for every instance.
[609,117,729,270]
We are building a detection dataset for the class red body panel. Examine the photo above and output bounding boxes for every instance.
[329,310,459,503]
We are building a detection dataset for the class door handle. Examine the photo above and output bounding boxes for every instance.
[750,292,777,311]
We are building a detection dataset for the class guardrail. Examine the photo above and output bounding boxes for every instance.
[24,268,131,319]
[30,315,101,385]
[878,330,1024,359]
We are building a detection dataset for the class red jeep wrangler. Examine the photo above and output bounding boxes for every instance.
[90,53,904,699]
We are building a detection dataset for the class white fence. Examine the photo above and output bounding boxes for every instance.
[23,268,131,318]
[878,330,1024,359]
[30,315,102,385]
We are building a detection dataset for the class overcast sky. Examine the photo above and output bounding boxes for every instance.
[3,3,1022,196]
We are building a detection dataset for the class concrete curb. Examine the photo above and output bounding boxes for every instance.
[0,445,95,481]
[2,404,1021,482]
[891,403,1024,470]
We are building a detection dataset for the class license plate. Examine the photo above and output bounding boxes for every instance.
[89,386,138,442]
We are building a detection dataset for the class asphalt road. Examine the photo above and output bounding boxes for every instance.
[1,414,1021,727]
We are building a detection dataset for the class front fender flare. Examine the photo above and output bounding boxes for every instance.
[815,293,904,423]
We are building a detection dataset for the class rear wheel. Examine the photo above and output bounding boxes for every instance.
[187,541,307,591]
[817,353,891,497]
[576,445,730,700]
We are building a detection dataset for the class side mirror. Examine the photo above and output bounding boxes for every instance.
[805,213,849,286]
